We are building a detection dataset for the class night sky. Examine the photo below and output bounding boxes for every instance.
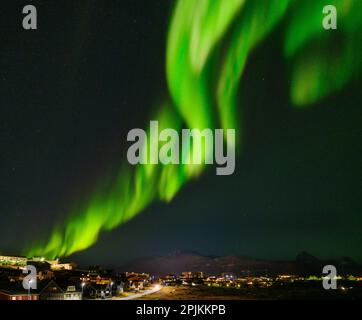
[0,1,361,266]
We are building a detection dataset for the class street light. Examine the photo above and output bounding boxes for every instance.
[81,282,85,299]
[110,282,114,297]
[28,279,33,299]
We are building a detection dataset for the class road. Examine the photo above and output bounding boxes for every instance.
[113,285,162,300]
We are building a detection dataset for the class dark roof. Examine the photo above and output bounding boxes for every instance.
[40,280,64,294]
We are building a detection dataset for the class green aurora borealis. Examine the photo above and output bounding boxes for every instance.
[25,0,361,259]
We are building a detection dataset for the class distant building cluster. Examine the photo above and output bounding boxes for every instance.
[0,255,154,300]
[0,255,76,271]
[159,271,362,290]
[0,256,27,267]
[1,254,362,300]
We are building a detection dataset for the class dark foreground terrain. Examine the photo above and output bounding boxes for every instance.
[139,284,362,300]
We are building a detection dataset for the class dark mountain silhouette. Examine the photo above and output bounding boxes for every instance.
[294,251,362,276]
[118,250,362,277]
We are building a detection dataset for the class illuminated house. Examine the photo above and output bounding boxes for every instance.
[30,257,77,271]
[160,275,177,285]
[181,272,204,279]
[221,272,236,279]
[50,262,77,271]
[0,289,39,301]
[122,272,150,291]
[0,256,27,268]
[40,280,82,300]
[83,272,113,285]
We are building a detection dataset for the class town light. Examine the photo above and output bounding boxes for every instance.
[28,279,33,298]
[110,282,114,297]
